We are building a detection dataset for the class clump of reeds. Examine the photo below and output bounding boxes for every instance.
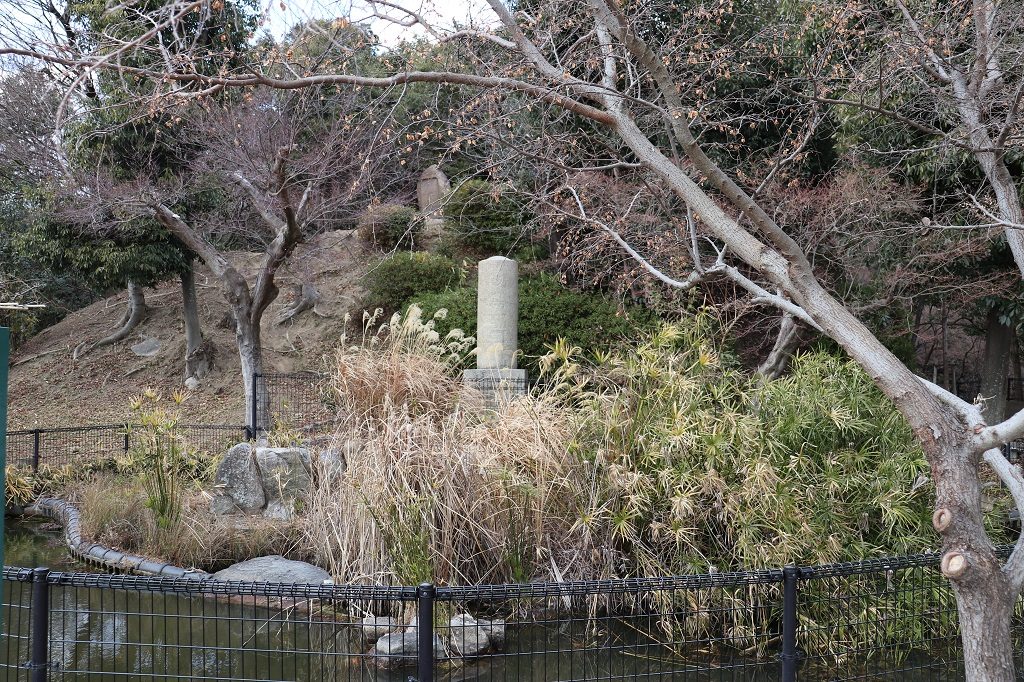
[305,306,607,585]
[74,473,307,571]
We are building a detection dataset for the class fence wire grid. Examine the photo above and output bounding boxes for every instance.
[5,424,247,472]
[2,550,1022,682]
[253,372,334,435]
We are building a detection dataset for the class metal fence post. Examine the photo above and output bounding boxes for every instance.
[417,583,435,682]
[32,429,41,473]
[249,373,260,440]
[123,425,130,454]
[781,566,799,682]
[29,567,50,682]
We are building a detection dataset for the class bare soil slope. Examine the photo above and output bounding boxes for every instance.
[8,231,372,429]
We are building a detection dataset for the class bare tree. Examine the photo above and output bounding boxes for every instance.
[5,0,1024,677]
[144,84,408,417]
[788,0,1024,421]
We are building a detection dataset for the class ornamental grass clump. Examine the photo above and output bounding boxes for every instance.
[543,314,936,576]
[306,306,601,585]
[125,389,198,530]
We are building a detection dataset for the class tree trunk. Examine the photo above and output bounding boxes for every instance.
[276,281,322,325]
[78,280,147,358]
[236,314,268,437]
[980,308,1013,423]
[180,264,212,382]
[955,566,1015,681]
[757,314,799,380]
[929,436,1017,682]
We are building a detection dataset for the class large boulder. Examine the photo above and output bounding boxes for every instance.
[314,437,361,481]
[448,614,505,656]
[212,556,330,584]
[210,444,266,515]
[255,447,312,521]
[359,616,400,644]
[373,632,447,669]
[209,444,314,520]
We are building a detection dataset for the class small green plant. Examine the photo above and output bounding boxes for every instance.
[373,500,435,585]
[364,251,464,313]
[445,180,531,254]
[127,389,188,529]
[357,203,421,250]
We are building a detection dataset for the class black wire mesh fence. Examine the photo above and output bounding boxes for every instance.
[252,372,335,435]
[4,424,247,472]
[3,551,1021,682]
[1010,378,1024,402]
[796,552,961,680]
[1,567,419,682]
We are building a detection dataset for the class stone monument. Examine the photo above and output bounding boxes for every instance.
[416,165,450,247]
[416,165,450,218]
[463,256,527,402]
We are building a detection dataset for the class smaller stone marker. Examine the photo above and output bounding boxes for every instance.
[417,165,450,218]
[417,165,450,246]
[463,256,527,402]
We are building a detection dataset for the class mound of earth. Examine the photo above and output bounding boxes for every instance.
[8,231,374,429]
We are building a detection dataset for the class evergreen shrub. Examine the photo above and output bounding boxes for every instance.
[445,180,530,254]
[410,273,655,376]
[357,203,420,250]
[364,252,464,313]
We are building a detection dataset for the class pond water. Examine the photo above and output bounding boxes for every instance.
[0,518,965,682]
[4,516,86,572]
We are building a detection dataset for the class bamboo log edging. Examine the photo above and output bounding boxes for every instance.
[21,497,209,579]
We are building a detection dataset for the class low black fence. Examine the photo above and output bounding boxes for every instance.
[252,371,334,435]
[5,424,247,472]
[2,549,1021,681]
[1011,378,1024,402]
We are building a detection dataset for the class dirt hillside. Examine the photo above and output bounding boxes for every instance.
[8,230,373,429]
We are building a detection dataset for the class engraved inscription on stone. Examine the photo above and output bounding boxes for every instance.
[417,165,450,218]
[476,256,518,370]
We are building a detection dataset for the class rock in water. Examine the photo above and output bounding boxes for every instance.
[359,616,400,644]
[210,444,266,514]
[373,632,447,669]
[449,614,506,655]
[212,556,330,584]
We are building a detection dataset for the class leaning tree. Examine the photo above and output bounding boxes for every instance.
[4,0,1024,677]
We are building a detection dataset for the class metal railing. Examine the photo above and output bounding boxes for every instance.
[1,548,1019,681]
[251,371,334,436]
[953,377,1024,402]
[1010,378,1024,402]
[4,424,247,472]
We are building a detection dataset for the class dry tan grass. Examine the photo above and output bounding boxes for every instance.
[305,307,607,585]
[73,473,307,571]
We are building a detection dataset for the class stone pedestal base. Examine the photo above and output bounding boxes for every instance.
[418,217,445,249]
[463,369,528,406]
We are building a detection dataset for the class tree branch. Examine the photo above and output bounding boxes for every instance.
[586,0,814,273]
[150,203,228,278]
[983,447,1024,591]
[977,410,1024,452]
[0,48,616,126]
[229,171,288,233]
[249,148,304,323]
